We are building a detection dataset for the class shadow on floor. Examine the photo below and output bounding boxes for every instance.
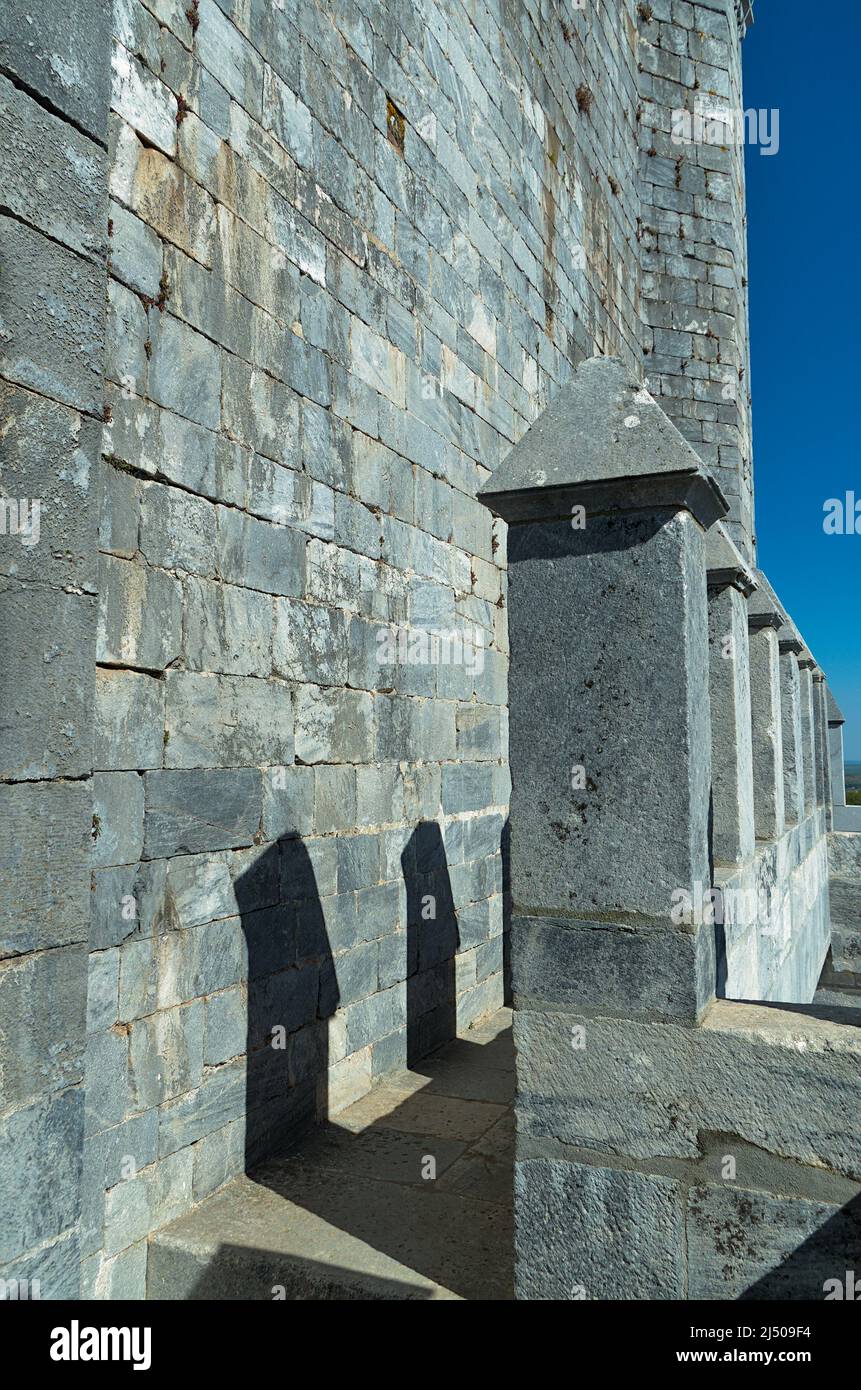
[148,820,514,1300]
[163,1018,515,1300]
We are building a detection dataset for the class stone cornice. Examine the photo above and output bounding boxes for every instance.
[479,356,727,529]
[706,523,757,595]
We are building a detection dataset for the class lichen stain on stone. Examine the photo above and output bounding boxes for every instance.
[541,125,559,338]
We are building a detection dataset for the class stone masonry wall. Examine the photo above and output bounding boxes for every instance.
[637,0,754,557]
[1,0,761,1299]
[0,0,111,1298]
[79,0,654,1295]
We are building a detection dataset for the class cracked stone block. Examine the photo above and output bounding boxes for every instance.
[143,768,262,857]
[97,553,182,671]
[94,667,164,771]
[164,671,294,768]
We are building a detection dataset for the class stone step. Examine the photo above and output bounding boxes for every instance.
[146,1010,515,1300]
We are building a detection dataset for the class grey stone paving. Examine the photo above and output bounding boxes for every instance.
[147,1008,514,1300]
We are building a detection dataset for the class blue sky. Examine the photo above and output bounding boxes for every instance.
[743,0,860,758]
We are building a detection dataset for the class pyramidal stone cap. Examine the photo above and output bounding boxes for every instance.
[706,523,757,595]
[755,570,818,664]
[747,585,783,632]
[827,690,846,725]
[478,355,728,527]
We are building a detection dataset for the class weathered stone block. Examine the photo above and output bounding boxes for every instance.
[143,769,262,857]
[118,934,159,1020]
[161,408,247,505]
[110,121,215,265]
[504,511,711,923]
[129,1003,205,1108]
[831,922,861,977]
[221,354,300,466]
[148,313,221,429]
[0,217,105,416]
[749,622,785,840]
[108,201,163,298]
[687,1183,861,1300]
[196,0,264,121]
[356,764,403,828]
[184,576,272,677]
[0,1088,84,1264]
[204,988,247,1067]
[456,704,504,760]
[314,765,358,833]
[103,1148,194,1255]
[94,667,164,771]
[0,383,100,589]
[0,779,91,959]
[0,946,86,1110]
[830,877,861,928]
[441,764,496,816]
[337,834,381,893]
[164,671,294,768]
[3,1228,81,1299]
[139,482,218,577]
[158,1058,246,1158]
[514,1158,684,1299]
[84,1027,130,1136]
[345,984,405,1055]
[0,0,111,142]
[0,75,107,261]
[105,277,148,388]
[273,598,348,685]
[0,586,96,780]
[86,949,119,1035]
[97,553,182,671]
[156,920,244,1010]
[217,507,305,596]
[294,684,375,763]
[261,765,315,839]
[111,40,177,156]
[515,1005,861,1177]
[191,1119,243,1201]
[512,914,714,1022]
[81,1240,148,1300]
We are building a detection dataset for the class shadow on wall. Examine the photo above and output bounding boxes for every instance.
[405,822,460,1065]
[232,820,466,1170]
[181,820,516,1300]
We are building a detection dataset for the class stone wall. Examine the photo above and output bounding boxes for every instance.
[637,0,754,557]
[2,0,771,1299]
[77,0,664,1294]
[0,0,111,1298]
